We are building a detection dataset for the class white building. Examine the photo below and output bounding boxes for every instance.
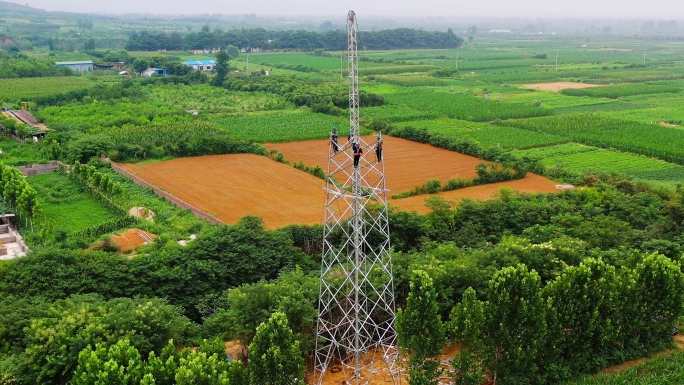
[191,48,221,54]
[55,61,94,72]
[142,68,168,77]
[183,59,217,71]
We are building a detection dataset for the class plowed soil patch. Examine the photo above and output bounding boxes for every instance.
[521,82,602,92]
[265,136,485,193]
[118,154,327,229]
[110,228,156,253]
[118,140,559,228]
[393,173,558,213]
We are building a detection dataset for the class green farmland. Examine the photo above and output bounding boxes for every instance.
[27,173,119,232]
[4,36,684,191]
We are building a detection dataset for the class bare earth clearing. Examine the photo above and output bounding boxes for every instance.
[119,138,559,229]
[119,154,327,229]
[110,228,157,254]
[266,136,485,193]
[521,82,602,92]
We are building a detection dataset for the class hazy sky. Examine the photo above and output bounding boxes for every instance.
[10,0,684,18]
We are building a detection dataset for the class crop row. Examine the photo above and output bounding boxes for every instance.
[387,89,553,121]
[373,74,452,87]
[540,148,679,176]
[144,84,291,113]
[38,100,188,132]
[358,65,440,76]
[108,120,264,161]
[503,113,684,164]
[504,91,615,110]
[553,100,646,114]
[396,118,568,149]
[361,105,438,123]
[561,84,680,98]
[208,111,350,142]
[0,76,94,101]
[513,143,599,159]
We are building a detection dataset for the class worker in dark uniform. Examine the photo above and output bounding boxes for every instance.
[375,134,383,162]
[352,140,362,168]
[330,126,339,153]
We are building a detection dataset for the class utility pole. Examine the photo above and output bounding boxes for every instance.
[556,49,559,71]
[456,52,459,70]
[314,9,399,385]
[644,50,646,65]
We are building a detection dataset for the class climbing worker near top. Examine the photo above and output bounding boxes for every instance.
[330,126,339,154]
[352,140,363,168]
[374,134,383,162]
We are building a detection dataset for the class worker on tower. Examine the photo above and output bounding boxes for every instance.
[374,134,383,162]
[348,128,353,142]
[352,140,363,168]
[330,126,339,154]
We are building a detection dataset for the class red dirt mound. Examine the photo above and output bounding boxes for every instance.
[110,228,156,254]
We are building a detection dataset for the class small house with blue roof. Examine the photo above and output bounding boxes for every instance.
[183,59,217,72]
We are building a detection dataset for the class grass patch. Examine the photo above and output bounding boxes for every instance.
[0,139,49,166]
[28,172,119,233]
[207,110,354,142]
[0,76,95,101]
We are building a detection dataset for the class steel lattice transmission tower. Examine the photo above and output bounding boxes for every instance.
[314,10,399,385]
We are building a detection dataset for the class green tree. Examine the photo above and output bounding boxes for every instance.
[226,45,240,60]
[132,58,150,75]
[21,295,191,385]
[248,312,304,385]
[204,268,317,358]
[175,351,230,385]
[144,340,181,385]
[17,185,40,230]
[542,258,619,376]
[211,50,230,87]
[633,253,684,350]
[448,287,485,385]
[484,264,546,385]
[84,38,96,51]
[72,338,144,385]
[396,270,446,385]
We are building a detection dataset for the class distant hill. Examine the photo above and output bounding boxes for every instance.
[0,0,44,13]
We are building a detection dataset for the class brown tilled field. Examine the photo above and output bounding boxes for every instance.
[118,138,560,229]
[521,82,602,92]
[266,136,486,193]
[118,154,327,229]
